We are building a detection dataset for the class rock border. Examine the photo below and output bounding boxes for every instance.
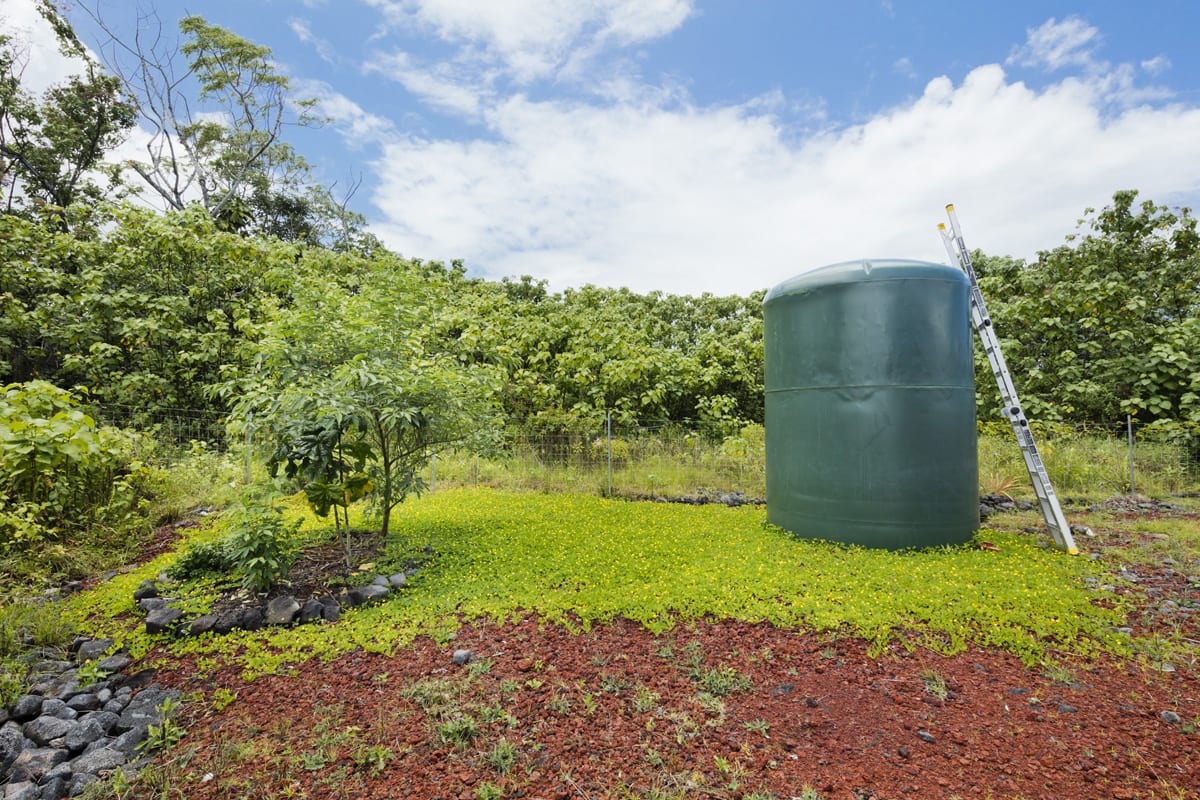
[1,639,178,799]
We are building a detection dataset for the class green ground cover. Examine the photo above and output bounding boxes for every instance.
[60,489,1130,681]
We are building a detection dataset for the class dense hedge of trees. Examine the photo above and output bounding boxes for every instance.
[3,6,1198,438]
[975,191,1199,428]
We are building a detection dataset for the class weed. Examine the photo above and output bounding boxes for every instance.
[478,702,508,724]
[436,715,480,748]
[468,657,494,677]
[693,691,726,718]
[681,641,706,673]
[920,669,949,701]
[300,748,328,771]
[580,691,599,715]
[498,678,521,697]
[475,782,504,800]
[547,692,572,714]
[742,718,770,737]
[524,678,544,690]
[599,672,629,694]
[484,738,518,774]
[137,697,185,754]
[696,666,752,697]
[403,678,461,717]
[1042,661,1077,686]
[352,743,393,776]
[76,659,108,687]
[633,684,660,713]
[210,687,237,712]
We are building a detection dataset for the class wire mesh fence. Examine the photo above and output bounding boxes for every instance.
[430,419,766,499]
[978,419,1200,499]
[83,405,1200,499]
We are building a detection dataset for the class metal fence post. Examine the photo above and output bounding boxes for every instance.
[245,410,253,485]
[606,411,613,498]
[431,451,437,493]
[1127,415,1136,495]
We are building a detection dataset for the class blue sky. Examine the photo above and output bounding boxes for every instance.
[7,0,1200,294]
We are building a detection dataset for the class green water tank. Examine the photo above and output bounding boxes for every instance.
[763,259,978,549]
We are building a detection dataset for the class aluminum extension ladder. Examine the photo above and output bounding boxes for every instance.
[938,204,1078,554]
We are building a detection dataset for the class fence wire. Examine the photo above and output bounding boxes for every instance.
[84,406,1200,499]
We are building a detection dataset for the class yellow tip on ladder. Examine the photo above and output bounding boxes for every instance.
[945,203,955,213]
[1067,547,1079,556]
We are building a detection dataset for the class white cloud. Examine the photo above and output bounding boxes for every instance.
[1008,16,1100,71]
[1141,55,1171,76]
[294,80,397,146]
[892,57,918,80]
[289,17,338,65]
[0,0,90,93]
[362,51,491,117]
[363,0,693,83]
[364,62,1200,294]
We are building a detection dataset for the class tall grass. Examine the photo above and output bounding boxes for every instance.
[431,424,767,498]
[979,425,1197,499]
[430,423,1197,501]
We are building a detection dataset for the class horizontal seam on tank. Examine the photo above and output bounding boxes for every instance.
[765,384,973,393]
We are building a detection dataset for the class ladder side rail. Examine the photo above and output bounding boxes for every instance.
[939,214,1078,553]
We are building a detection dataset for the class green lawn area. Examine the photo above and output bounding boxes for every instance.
[66,489,1133,678]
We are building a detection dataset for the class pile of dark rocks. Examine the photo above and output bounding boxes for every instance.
[637,491,765,507]
[1,639,178,799]
[132,570,415,638]
[1087,495,1189,514]
[979,494,1034,519]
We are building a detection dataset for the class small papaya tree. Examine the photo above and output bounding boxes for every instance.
[226,251,500,568]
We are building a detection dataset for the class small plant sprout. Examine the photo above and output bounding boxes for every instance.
[353,744,393,776]
[137,697,186,754]
[468,657,494,677]
[920,669,949,701]
[633,684,660,713]
[475,782,503,800]
[210,687,237,712]
[1042,661,1077,686]
[696,666,752,697]
[436,716,480,748]
[485,738,518,774]
[743,718,770,737]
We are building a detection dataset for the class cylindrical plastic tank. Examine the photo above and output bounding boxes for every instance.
[763,259,978,549]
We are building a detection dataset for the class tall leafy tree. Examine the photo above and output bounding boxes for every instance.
[0,1,135,227]
[0,204,296,418]
[77,6,320,224]
[979,190,1200,425]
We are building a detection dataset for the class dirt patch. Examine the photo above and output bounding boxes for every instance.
[147,617,1197,800]
[281,529,388,600]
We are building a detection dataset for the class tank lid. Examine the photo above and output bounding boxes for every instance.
[764,259,963,304]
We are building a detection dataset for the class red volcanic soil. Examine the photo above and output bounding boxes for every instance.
[148,614,1198,800]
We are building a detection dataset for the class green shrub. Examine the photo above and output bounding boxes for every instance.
[224,497,299,592]
[0,381,148,553]
[167,539,236,580]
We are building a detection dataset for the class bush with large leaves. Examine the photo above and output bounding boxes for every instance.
[977,190,1200,426]
[0,381,145,559]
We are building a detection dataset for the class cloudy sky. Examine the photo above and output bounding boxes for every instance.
[6,0,1200,294]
